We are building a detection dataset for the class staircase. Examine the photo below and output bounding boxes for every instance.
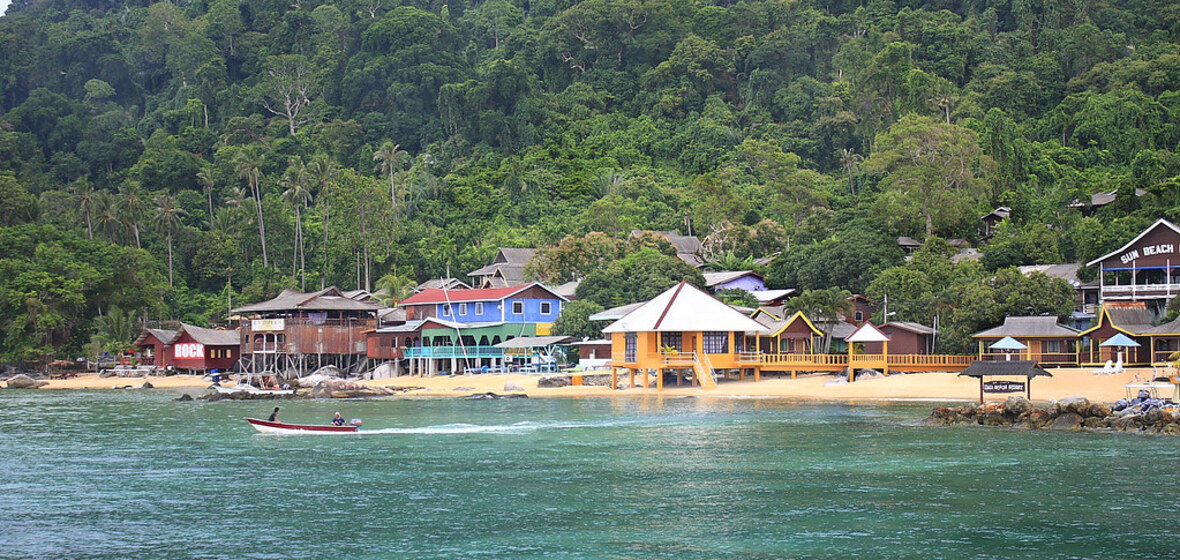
[692,352,718,391]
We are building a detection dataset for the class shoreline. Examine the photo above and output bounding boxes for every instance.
[4,367,1163,404]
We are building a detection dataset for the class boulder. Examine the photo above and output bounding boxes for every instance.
[140,381,154,389]
[1026,409,1053,429]
[855,369,883,380]
[370,362,397,379]
[311,365,343,378]
[537,376,571,388]
[581,374,614,387]
[5,374,48,389]
[1113,414,1143,431]
[1004,396,1033,416]
[1083,417,1110,429]
[1082,403,1111,419]
[922,407,958,426]
[1049,412,1084,431]
[954,403,980,419]
[467,392,527,399]
[504,381,524,392]
[823,377,848,387]
[174,393,194,402]
[1058,396,1091,415]
[1144,407,1171,427]
[99,369,115,378]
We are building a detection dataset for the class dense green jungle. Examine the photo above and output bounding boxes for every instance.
[3,0,1180,363]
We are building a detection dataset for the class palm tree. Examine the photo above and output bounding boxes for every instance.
[151,192,188,286]
[70,177,96,240]
[233,146,269,267]
[94,191,121,243]
[116,181,147,249]
[307,155,337,289]
[373,140,409,212]
[374,272,416,306]
[196,165,217,221]
[788,288,854,353]
[280,158,312,289]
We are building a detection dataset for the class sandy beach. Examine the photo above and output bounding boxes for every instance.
[7,367,1171,404]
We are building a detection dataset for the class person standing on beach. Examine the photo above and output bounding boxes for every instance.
[268,407,280,422]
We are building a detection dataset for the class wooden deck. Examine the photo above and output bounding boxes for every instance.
[612,352,974,373]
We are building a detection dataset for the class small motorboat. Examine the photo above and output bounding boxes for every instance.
[245,418,359,434]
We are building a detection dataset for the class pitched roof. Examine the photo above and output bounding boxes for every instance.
[588,301,645,322]
[399,282,567,305]
[703,270,763,288]
[959,360,1052,378]
[552,280,581,299]
[752,289,796,304]
[980,206,1011,221]
[1146,316,1180,335]
[764,311,823,337]
[1078,304,1155,336]
[1086,218,1180,267]
[373,319,428,334]
[134,328,177,346]
[883,321,935,335]
[231,287,380,313]
[173,324,240,346]
[467,248,536,285]
[973,316,1080,338]
[897,236,922,248]
[1017,263,1097,288]
[378,307,406,323]
[845,322,890,343]
[602,282,769,333]
[415,278,471,292]
[631,230,706,267]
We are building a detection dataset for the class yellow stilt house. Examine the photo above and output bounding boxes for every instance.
[605,282,770,390]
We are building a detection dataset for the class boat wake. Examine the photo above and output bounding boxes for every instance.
[359,421,597,435]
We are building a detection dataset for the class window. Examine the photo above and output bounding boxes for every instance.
[854,311,864,322]
[475,302,484,315]
[702,332,729,354]
[226,349,232,358]
[1044,340,1059,353]
[660,332,682,352]
[458,303,467,316]
[512,301,524,314]
[625,333,637,362]
[209,349,218,359]
[442,304,452,316]
[540,301,552,315]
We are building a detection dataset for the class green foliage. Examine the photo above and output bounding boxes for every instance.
[575,248,706,308]
[714,288,758,308]
[551,299,606,340]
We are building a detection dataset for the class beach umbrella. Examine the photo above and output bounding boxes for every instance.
[989,336,1027,361]
[1099,332,1141,364]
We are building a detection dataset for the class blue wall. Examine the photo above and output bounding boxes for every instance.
[434,298,561,323]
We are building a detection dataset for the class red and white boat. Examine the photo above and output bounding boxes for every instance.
[245,417,359,434]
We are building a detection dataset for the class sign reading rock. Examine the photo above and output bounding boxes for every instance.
[175,342,206,359]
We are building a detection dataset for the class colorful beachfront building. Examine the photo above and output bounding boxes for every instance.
[1077,303,1156,366]
[398,283,566,331]
[703,270,766,293]
[973,316,1081,366]
[169,324,241,373]
[750,308,823,355]
[133,327,177,368]
[231,286,380,375]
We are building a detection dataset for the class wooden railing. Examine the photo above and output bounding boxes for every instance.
[888,354,975,367]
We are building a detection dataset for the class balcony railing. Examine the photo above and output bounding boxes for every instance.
[404,346,504,359]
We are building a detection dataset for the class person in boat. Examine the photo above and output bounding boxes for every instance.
[331,412,345,426]
[268,407,280,422]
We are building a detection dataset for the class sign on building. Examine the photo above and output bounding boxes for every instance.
[174,342,206,359]
[982,380,1026,393]
[252,319,286,332]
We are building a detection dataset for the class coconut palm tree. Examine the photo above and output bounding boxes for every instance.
[94,191,121,243]
[789,288,855,353]
[280,158,313,289]
[195,165,217,221]
[374,272,416,306]
[233,146,269,267]
[116,181,147,249]
[307,155,337,289]
[69,177,96,240]
[373,140,409,212]
[151,192,188,286]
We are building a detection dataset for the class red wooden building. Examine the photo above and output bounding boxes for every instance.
[169,323,241,373]
[133,328,177,368]
[1086,218,1180,312]
[864,322,936,354]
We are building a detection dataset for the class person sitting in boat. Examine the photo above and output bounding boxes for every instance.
[268,407,280,422]
[331,412,345,426]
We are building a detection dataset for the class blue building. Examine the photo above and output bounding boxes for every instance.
[398,282,567,333]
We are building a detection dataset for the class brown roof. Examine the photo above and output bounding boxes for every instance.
[883,321,936,335]
[468,248,537,286]
[174,324,240,346]
[415,278,471,292]
[1104,305,1154,333]
[973,317,1080,338]
[231,287,381,314]
[959,360,1052,378]
[134,328,177,346]
[631,230,706,267]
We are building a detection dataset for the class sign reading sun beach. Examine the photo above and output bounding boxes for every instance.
[1120,243,1176,264]
[982,380,1026,393]
[174,342,206,359]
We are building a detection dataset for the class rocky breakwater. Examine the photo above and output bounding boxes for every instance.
[310,379,421,399]
[924,396,1180,434]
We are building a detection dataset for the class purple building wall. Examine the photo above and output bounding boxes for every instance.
[714,275,766,293]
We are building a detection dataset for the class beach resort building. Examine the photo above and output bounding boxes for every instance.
[133,327,177,368]
[703,270,766,293]
[1087,218,1180,313]
[231,286,380,375]
[973,316,1081,366]
[168,324,241,374]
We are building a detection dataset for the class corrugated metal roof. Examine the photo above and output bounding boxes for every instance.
[231,287,380,313]
[174,324,240,346]
[1017,263,1097,288]
[588,301,644,321]
[494,336,571,348]
[884,321,936,335]
[134,328,177,346]
[973,316,1080,338]
[752,289,796,303]
[400,282,566,305]
[703,270,763,287]
[602,282,769,334]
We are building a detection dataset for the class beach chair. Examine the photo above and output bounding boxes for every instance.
[1092,360,1114,375]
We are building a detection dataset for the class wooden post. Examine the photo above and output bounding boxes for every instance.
[656,369,663,391]
[629,368,635,389]
[755,368,761,382]
[611,367,617,390]
[848,343,855,382]
[979,377,984,404]
[882,340,889,376]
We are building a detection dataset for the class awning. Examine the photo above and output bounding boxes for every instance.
[989,336,1028,351]
[1099,333,1141,347]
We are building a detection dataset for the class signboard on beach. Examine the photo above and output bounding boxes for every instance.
[982,380,1026,393]
[252,319,285,332]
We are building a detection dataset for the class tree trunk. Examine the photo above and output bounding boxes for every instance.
[253,181,269,267]
[167,234,174,286]
[297,208,305,290]
[85,208,93,240]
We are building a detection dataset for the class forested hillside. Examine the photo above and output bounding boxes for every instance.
[3,0,1180,362]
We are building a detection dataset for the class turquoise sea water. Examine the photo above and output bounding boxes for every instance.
[0,390,1177,560]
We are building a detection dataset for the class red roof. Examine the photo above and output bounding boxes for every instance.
[399,283,562,305]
